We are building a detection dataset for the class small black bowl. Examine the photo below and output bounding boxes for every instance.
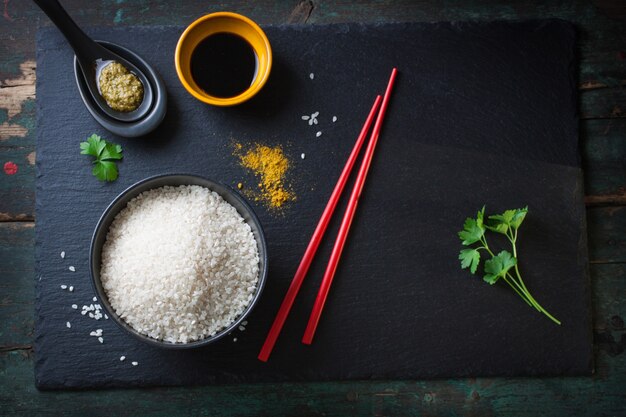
[89,174,268,349]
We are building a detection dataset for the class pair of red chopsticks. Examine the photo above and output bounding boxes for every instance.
[258,68,398,362]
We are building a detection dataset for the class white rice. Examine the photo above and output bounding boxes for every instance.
[100,185,259,344]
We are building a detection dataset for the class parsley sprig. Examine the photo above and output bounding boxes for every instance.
[458,206,561,325]
[80,134,123,182]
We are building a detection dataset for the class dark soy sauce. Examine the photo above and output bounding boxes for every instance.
[190,33,258,98]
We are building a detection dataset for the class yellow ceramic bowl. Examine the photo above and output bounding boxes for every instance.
[175,12,272,106]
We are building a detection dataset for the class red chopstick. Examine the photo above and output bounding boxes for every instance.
[257,95,383,362]
[302,68,398,345]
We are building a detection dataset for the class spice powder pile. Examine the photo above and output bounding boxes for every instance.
[236,143,295,209]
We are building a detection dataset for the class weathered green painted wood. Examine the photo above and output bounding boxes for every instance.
[592,262,626,330]
[0,98,36,149]
[587,206,626,264]
[0,223,34,347]
[0,146,35,221]
[581,86,626,120]
[582,118,626,200]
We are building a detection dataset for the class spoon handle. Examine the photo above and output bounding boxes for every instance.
[33,0,103,65]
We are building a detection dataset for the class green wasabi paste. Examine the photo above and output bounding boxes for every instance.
[98,61,144,112]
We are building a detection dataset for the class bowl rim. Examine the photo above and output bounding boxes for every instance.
[89,173,268,349]
[174,11,273,107]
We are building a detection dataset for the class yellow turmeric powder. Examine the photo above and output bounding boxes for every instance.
[235,143,294,209]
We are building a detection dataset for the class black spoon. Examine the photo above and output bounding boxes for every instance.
[34,0,154,123]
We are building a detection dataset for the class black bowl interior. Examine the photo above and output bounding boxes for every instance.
[89,174,268,349]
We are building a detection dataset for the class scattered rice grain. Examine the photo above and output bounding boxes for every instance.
[316,131,322,137]
[66,321,71,328]
[60,251,65,259]
[309,72,314,80]
[60,285,67,290]
[332,116,337,122]
[98,337,103,344]
[69,266,75,272]
[120,356,126,361]
[132,361,138,366]
[71,304,78,309]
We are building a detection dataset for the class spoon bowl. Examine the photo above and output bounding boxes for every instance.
[83,52,154,122]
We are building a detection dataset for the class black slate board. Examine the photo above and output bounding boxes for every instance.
[35,21,592,389]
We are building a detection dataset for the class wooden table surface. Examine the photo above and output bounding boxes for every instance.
[1,1,625,415]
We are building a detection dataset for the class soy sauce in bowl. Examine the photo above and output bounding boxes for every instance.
[190,33,258,98]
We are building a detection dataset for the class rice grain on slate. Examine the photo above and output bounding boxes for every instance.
[100,185,259,343]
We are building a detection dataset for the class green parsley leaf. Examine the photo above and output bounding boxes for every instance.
[485,219,508,234]
[487,207,528,234]
[92,161,119,182]
[459,248,481,274]
[509,207,528,229]
[458,217,485,246]
[483,250,516,285]
[100,142,123,161]
[80,134,107,158]
[80,134,123,182]
[476,206,485,228]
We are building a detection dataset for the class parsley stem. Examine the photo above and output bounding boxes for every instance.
[509,234,561,324]
[509,234,536,308]
[524,291,561,325]
[502,276,533,307]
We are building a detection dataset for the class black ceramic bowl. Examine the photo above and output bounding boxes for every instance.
[89,174,268,349]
